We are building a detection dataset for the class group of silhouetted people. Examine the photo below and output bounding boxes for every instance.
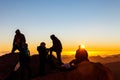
[11,29,89,80]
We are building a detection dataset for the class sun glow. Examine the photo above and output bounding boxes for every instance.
[80,44,85,49]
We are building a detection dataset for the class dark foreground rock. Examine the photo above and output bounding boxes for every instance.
[32,61,114,80]
[0,53,114,80]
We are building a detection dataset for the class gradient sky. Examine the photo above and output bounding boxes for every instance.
[0,0,120,56]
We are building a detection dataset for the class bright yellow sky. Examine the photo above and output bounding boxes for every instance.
[0,41,120,57]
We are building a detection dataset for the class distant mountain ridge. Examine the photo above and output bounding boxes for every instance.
[62,54,120,64]
[89,54,120,64]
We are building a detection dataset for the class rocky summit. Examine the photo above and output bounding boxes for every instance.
[0,53,114,80]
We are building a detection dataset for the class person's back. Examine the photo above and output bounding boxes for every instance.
[70,45,89,66]
[51,35,62,51]
[75,48,88,61]
[14,33,25,45]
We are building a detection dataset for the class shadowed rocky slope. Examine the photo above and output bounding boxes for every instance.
[32,61,114,80]
[0,53,114,80]
[105,62,120,80]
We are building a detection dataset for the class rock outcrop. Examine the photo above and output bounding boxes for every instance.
[32,61,114,80]
[0,53,114,80]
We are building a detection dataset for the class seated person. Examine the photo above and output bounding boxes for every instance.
[70,45,89,66]
[61,45,89,70]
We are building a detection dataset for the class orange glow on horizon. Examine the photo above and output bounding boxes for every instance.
[62,50,120,57]
[0,42,120,57]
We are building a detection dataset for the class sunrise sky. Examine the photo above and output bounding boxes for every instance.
[0,0,120,56]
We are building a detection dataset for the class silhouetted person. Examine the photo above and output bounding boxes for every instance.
[61,45,89,70]
[11,29,26,53]
[37,42,49,76]
[50,34,63,65]
[70,45,89,66]
[19,43,31,80]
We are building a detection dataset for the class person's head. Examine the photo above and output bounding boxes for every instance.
[50,34,56,40]
[15,29,20,34]
[40,42,46,47]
